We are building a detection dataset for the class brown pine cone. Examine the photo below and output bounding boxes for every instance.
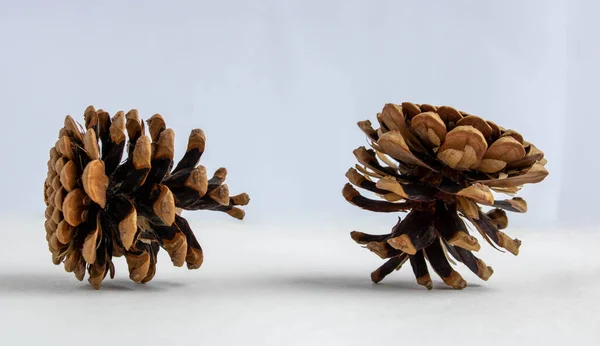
[343,102,548,289]
[43,106,250,289]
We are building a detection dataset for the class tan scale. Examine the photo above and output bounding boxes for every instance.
[81,160,108,207]
[441,270,467,289]
[186,166,208,197]
[357,120,377,139]
[487,209,509,229]
[377,132,433,169]
[147,114,166,142]
[186,247,204,270]
[119,208,137,250]
[448,231,481,252]
[162,232,188,267]
[387,234,417,255]
[456,115,493,138]
[132,136,152,170]
[125,251,151,283]
[455,184,494,206]
[56,220,74,244]
[381,103,428,153]
[59,160,78,192]
[62,188,88,227]
[375,176,408,199]
[231,193,251,206]
[365,242,392,259]
[410,111,447,148]
[83,130,100,160]
[125,109,142,139]
[209,184,230,206]
[436,105,463,124]
[437,126,488,171]
[476,259,494,281]
[501,129,524,144]
[154,129,175,160]
[416,274,433,290]
[153,185,175,226]
[82,214,101,264]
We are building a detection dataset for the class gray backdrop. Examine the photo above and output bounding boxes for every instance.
[0,0,594,230]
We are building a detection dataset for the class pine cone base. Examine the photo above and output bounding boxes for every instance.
[43,106,249,289]
[344,102,548,289]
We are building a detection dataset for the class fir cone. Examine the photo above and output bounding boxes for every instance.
[343,102,548,289]
[43,106,250,289]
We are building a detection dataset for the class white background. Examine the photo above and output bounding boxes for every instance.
[0,1,598,345]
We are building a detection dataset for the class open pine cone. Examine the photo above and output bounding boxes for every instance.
[343,102,548,289]
[43,106,250,289]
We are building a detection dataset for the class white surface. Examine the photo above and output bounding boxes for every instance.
[1,219,598,346]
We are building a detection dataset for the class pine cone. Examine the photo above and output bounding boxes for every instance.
[43,106,250,289]
[343,102,548,289]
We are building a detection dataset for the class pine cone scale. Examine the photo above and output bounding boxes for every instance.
[82,160,108,207]
[371,254,409,284]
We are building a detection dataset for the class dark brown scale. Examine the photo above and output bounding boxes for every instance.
[371,254,408,283]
